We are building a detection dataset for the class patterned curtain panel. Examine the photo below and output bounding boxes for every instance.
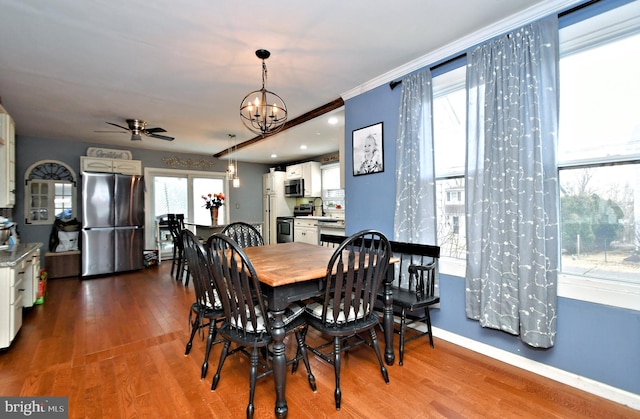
[465,16,560,348]
[393,69,437,244]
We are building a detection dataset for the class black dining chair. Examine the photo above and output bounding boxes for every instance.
[221,222,264,248]
[206,233,316,419]
[378,240,440,366]
[168,213,189,285]
[305,229,392,410]
[319,233,346,248]
[181,229,225,379]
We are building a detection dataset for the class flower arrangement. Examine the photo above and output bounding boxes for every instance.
[202,192,225,209]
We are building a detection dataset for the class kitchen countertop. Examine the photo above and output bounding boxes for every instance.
[295,216,344,222]
[0,242,43,267]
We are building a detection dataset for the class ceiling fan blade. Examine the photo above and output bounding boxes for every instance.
[131,133,143,141]
[144,127,167,134]
[106,122,131,131]
[147,133,175,141]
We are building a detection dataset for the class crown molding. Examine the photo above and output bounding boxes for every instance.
[342,0,584,100]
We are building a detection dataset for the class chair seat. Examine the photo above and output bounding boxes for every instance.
[387,286,440,311]
[191,300,224,318]
[306,299,366,324]
[229,302,305,333]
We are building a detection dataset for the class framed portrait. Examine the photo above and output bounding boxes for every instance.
[352,122,384,176]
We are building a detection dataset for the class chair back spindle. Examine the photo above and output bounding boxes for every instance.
[221,222,264,248]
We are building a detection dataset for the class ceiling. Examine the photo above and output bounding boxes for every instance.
[0,0,556,165]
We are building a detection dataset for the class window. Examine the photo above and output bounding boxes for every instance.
[321,163,345,213]
[558,2,640,292]
[429,1,640,308]
[24,160,76,224]
[433,65,467,263]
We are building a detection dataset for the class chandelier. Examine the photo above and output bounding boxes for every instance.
[239,49,288,136]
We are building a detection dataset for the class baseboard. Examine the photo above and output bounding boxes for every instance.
[431,326,640,411]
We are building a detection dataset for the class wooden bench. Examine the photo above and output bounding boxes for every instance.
[45,250,81,279]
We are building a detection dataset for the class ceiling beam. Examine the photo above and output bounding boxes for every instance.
[214,97,344,158]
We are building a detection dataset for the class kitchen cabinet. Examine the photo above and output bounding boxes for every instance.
[0,243,41,349]
[0,104,16,208]
[285,164,303,180]
[294,218,319,245]
[81,156,142,175]
[22,248,40,308]
[301,162,321,197]
[287,161,321,197]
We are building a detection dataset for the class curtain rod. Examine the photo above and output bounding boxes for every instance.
[388,53,466,90]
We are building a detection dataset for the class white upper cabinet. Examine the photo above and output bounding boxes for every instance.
[285,164,303,180]
[81,156,142,175]
[0,105,16,208]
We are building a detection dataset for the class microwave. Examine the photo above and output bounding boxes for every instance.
[284,179,304,197]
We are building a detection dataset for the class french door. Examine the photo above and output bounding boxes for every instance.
[144,167,227,250]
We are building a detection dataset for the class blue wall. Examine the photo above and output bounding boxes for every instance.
[343,73,640,397]
[344,84,401,237]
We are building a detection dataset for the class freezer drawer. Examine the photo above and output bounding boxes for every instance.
[115,227,145,272]
[82,228,115,276]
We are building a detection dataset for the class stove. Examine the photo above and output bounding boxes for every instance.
[293,203,313,217]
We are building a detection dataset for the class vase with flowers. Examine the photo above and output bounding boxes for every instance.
[203,192,225,226]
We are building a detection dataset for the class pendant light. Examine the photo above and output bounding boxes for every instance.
[226,134,236,180]
[239,49,288,136]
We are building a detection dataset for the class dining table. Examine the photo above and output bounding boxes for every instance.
[242,241,396,418]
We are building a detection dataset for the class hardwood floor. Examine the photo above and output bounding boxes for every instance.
[0,263,637,418]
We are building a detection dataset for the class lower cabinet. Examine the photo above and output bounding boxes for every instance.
[0,245,41,349]
[294,219,319,245]
[0,262,24,348]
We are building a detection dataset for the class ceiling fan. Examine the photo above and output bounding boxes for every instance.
[97,119,175,141]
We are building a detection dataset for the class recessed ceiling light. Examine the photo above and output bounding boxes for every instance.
[300,145,307,150]
[328,117,338,125]
[271,153,277,158]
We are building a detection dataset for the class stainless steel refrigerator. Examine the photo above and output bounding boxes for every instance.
[81,172,145,277]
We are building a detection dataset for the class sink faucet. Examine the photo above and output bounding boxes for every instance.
[313,197,324,216]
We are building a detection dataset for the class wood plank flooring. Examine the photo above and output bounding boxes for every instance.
[0,263,637,418]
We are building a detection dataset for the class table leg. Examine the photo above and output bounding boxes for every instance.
[271,309,288,418]
[382,282,396,365]
[383,267,395,366]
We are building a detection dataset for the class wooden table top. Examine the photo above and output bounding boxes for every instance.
[243,242,335,287]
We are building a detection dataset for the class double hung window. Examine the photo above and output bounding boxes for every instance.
[430,1,640,308]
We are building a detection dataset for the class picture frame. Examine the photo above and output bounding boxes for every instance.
[352,122,384,176]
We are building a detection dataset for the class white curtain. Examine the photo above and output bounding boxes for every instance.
[465,16,560,348]
[393,69,437,244]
